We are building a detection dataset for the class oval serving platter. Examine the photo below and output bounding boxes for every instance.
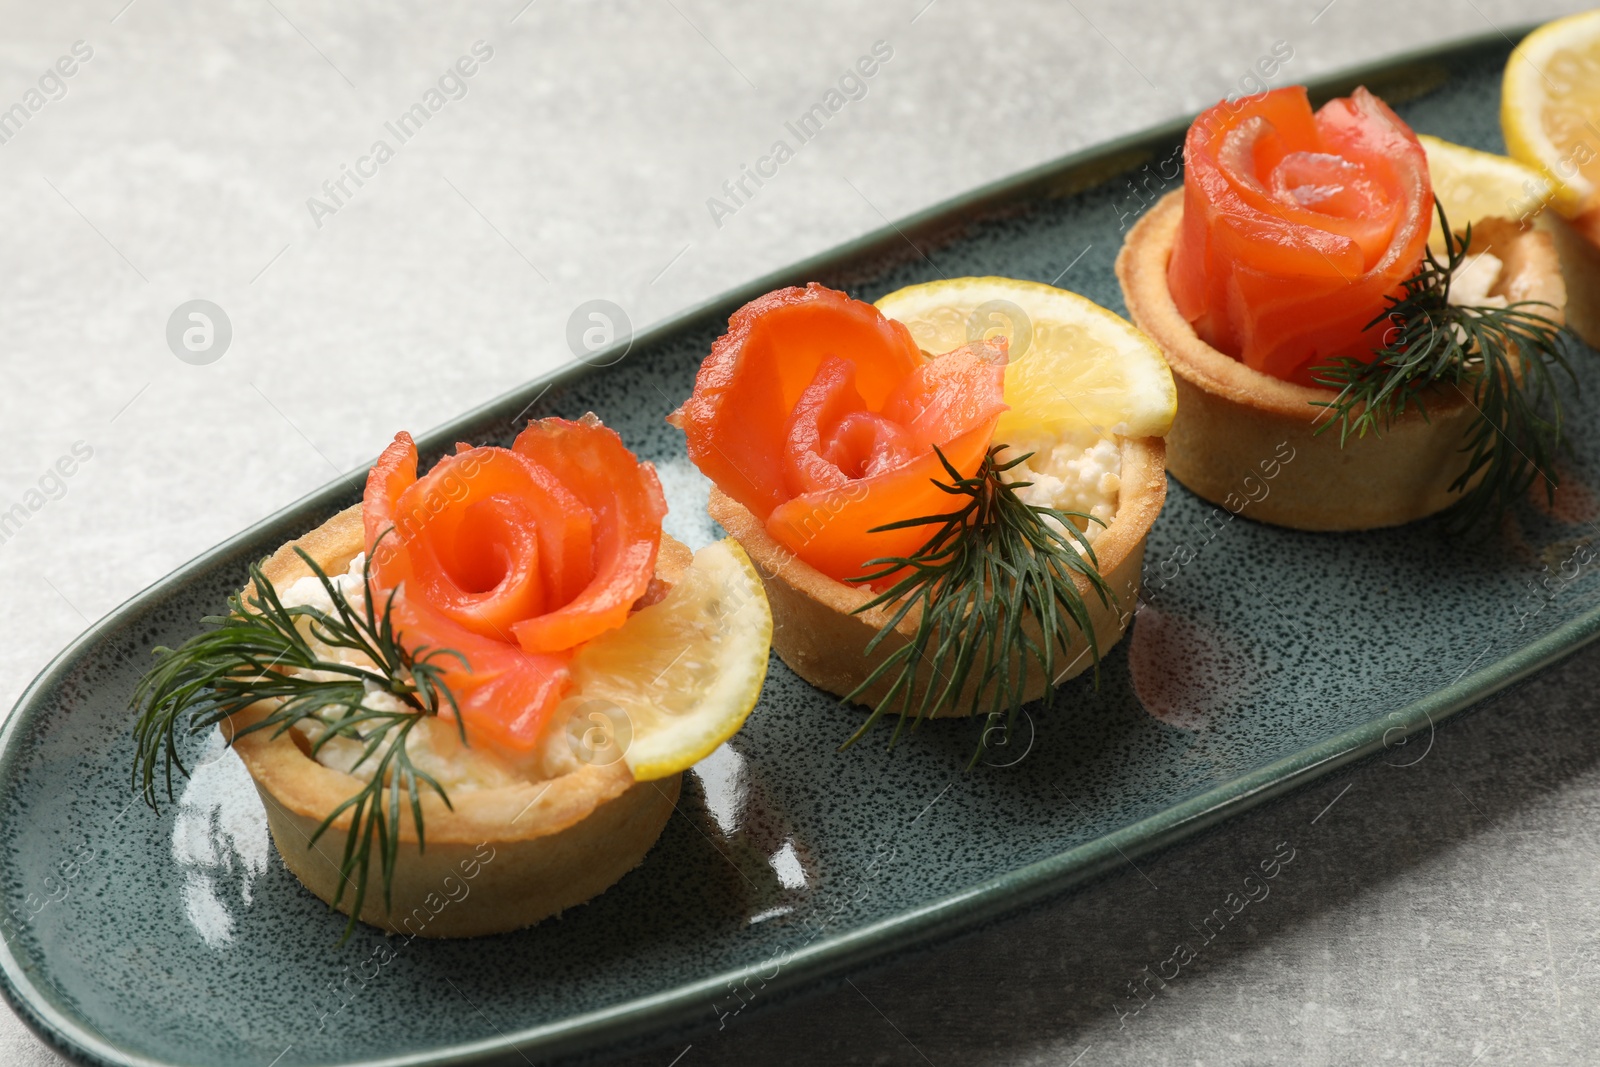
[6,28,1600,1067]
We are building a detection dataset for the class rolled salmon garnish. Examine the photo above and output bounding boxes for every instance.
[670,283,1008,582]
[510,415,666,654]
[359,417,666,751]
[1167,86,1433,384]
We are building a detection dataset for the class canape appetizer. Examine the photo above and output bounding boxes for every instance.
[1504,10,1600,347]
[133,416,771,939]
[669,280,1174,753]
[1118,85,1570,531]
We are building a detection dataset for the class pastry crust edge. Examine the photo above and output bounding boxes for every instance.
[225,503,685,938]
[1115,190,1566,531]
[709,436,1167,715]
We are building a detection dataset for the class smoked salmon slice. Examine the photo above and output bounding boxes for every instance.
[671,283,1007,581]
[1167,86,1433,384]
[361,418,666,751]
[387,593,572,753]
[510,416,667,653]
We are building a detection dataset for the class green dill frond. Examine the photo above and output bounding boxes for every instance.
[130,536,466,942]
[840,444,1114,767]
[1310,201,1575,528]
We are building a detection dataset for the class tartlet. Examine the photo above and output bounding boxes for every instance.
[225,504,683,938]
[710,438,1165,711]
[1547,212,1600,347]
[135,417,771,939]
[1118,192,1565,531]
[672,281,1174,723]
[1119,86,1568,532]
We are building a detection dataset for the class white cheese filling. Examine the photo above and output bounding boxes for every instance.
[274,554,548,791]
[1446,250,1506,309]
[998,430,1122,546]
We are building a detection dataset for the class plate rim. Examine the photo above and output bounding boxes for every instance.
[0,23,1569,1067]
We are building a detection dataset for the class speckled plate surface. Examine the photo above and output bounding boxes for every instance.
[5,30,1597,1067]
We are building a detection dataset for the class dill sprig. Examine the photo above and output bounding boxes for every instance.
[1311,201,1575,527]
[840,444,1114,766]
[131,538,466,941]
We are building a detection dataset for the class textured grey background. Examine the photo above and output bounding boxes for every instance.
[1,1,1595,1064]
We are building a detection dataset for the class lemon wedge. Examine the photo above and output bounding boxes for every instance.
[874,276,1176,440]
[1502,10,1600,215]
[1418,134,1555,248]
[560,539,771,781]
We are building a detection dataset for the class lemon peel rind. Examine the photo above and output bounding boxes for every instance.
[1501,10,1600,215]
[618,540,772,782]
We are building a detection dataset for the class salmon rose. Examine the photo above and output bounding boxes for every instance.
[362,415,667,751]
[1167,86,1434,384]
[669,284,1008,582]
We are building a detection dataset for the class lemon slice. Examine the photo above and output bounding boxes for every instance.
[874,276,1176,440]
[1502,10,1600,215]
[1418,134,1555,248]
[559,539,771,781]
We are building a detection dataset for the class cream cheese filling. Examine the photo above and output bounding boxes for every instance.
[1446,250,1507,309]
[999,429,1122,546]
[274,554,551,791]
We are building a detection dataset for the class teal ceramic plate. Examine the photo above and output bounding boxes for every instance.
[4,29,1595,1067]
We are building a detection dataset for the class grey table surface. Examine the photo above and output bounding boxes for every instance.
[1,1,1595,1064]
